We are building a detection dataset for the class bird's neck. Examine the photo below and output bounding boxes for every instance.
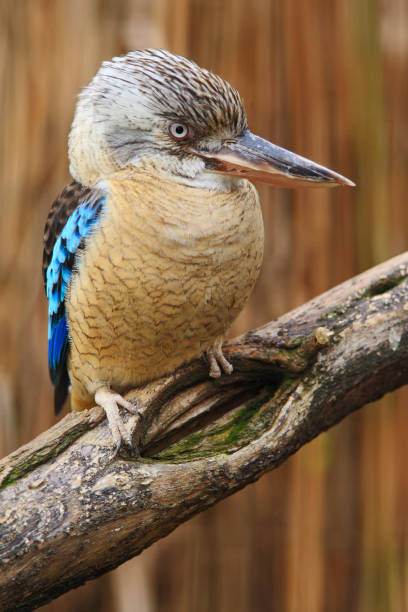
[103,167,259,250]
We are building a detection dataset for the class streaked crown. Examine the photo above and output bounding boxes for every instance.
[68,49,247,185]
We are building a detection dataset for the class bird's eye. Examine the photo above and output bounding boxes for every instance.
[169,123,189,140]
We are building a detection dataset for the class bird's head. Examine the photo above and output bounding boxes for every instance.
[69,49,354,189]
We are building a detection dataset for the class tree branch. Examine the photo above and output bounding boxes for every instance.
[1,253,408,612]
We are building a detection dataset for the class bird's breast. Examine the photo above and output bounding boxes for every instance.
[66,170,264,397]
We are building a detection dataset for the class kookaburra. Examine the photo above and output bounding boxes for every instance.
[43,49,353,453]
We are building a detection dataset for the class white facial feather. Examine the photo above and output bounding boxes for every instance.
[68,49,247,188]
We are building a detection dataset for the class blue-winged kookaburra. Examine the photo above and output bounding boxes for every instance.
[43,49,353,453]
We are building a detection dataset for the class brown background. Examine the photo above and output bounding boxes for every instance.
[1,1,407,611]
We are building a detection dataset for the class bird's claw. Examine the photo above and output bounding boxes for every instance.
[205,340,233,378]
[95,387,142,457]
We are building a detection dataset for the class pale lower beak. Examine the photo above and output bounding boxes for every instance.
[200,130,354,188]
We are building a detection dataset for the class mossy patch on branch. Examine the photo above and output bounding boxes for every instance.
[149,385,281,462]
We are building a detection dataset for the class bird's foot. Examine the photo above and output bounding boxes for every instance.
[205,338,233,378]
[94,386,142,457]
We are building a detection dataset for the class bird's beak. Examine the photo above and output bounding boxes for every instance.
[200,130,354,188]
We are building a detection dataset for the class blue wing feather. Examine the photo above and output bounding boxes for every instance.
[45,192,105,399]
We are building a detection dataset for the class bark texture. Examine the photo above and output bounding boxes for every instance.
[0,252,407,612]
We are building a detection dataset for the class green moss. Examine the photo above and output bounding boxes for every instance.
[323,306,347,320]
[148,385,281,462]
[0,433,80,489]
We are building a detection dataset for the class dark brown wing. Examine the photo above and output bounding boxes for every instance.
[43,179,97,414]
[42,181,92,291]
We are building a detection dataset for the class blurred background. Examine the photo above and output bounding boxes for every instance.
[0,1,407,611]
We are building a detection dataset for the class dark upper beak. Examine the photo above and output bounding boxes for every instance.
[199,130,354,188]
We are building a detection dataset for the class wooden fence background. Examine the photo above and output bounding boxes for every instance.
[0,1,407,610]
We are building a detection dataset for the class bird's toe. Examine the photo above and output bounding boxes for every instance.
[205,340,233,378]
[95,386,141,456]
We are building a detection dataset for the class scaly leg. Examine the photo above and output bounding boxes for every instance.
[205,337,233,378]
[95,386,141,456]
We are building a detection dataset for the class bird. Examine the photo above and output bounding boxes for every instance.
[43,49,353,454]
